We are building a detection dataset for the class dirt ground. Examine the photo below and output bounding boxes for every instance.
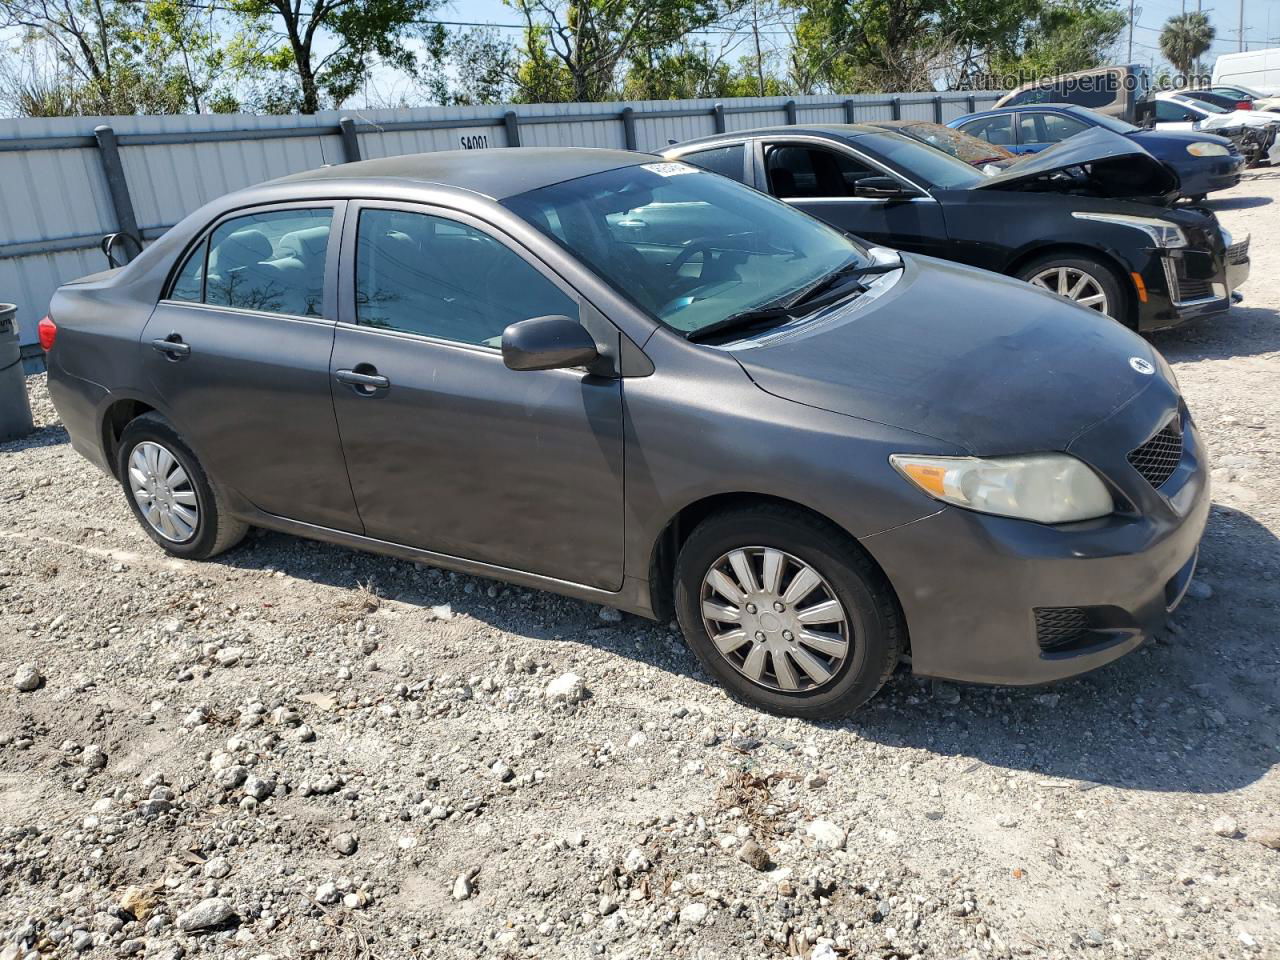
[1,171,1278,960]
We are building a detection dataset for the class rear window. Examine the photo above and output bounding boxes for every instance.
[679,144,748,183]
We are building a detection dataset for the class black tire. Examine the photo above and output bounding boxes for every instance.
[673,505,904,719]
[116,413,248,559]
[1014,253,1130,328]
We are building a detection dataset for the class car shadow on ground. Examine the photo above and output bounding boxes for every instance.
[831,502,1280,795]
[0,422,68,455]
[1203,195,1272,211]
[1150,304,1280,362]
[212,497,1279,798]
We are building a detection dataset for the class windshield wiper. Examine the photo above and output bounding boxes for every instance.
[685,256,903,345]
[685,305,794,344]
[785,259,902,311]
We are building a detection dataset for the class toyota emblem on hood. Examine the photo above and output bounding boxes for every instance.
[1130,357,1155,375]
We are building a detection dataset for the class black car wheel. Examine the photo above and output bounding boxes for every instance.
[674,504,904,718]
[1016,253,1127,326]
[116,413,248,559]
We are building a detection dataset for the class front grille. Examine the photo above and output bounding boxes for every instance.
[1127,419,1183,489]
[1035,607,1092,652]
[1227,236,1250,265]
[1177,277,1214,301]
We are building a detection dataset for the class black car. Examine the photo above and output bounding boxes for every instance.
[665,125,1251,331]
[45,148,1208,717]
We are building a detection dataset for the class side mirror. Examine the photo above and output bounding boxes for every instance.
[502,315,599,372]
[855,175,911,198]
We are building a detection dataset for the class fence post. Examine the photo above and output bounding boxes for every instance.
[966,94,976,113]
[932,95,943,123]
[843,99,857,123]
[504,111,521,147]
[338,117,361,163]
[890,97,901,120]
[784,100,798,125]
[712,103,726,134]
[93,125,141,264]
[621,107,637,150]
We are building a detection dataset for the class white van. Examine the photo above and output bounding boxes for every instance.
[1213,48,1280,94]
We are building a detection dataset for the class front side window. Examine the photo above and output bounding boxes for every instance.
[502,162,863,336]
[680,144,747,183]
[169,208,332,317]
[765,146,876,198]
[1019,112,1091,144]
[354,209,577,347]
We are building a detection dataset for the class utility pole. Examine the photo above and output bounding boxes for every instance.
[1238,0,1245,50]
[1128,0,1135,62]
[751,0,765,97]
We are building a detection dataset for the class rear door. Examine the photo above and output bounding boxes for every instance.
[328,201,625,589]
[140,202,362,532]
[754,138,950,257]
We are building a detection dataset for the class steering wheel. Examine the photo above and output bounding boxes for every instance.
[671,238,719,275]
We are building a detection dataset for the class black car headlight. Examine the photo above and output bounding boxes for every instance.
[1072,212,1187,248]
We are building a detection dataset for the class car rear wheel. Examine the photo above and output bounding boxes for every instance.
[1017,254,1126,325]
[673,505,904,718]
[116,413,248,559]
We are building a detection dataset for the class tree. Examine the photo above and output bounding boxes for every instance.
[984,0,1126,88]
[1159,11,1214,80]
[224,0,441,113]
[503,0,735,102]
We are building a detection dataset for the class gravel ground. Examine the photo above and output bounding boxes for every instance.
[2,172,1278,960]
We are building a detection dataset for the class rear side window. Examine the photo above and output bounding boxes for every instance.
[680,144,747,183]
[167,208,332,317]
[959,114,1015,146]
[354,209,577,347]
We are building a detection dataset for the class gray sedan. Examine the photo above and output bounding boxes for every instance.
[43,148,1207,717]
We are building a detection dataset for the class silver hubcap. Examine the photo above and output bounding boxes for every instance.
[1029,266,1110,314]
[128,441,199,543]
[700,547,850,693]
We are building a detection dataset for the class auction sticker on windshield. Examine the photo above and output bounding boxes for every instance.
[641,162,697,177]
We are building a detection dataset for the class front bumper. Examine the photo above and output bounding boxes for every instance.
[862,394,1209,686]
[1133,233,1248,332]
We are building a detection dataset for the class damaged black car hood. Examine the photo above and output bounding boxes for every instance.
[974,127,1180,203]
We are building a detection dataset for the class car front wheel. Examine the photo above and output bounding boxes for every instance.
[1017,254,1127,326]
[674,505,904,718]
[116,413,248,559]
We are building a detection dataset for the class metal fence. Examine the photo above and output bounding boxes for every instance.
[0,90,998,358]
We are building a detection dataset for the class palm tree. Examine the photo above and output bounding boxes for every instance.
[1159,12,1216,81]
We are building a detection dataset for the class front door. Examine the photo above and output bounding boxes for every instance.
[757,140,950,258]
[329,203,625,590]
[140,202,362,532]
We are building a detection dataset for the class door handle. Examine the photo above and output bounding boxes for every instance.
[151,334,191,360]
[335,367,390,393]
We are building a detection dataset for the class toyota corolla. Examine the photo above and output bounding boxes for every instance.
[43,148,1207,717]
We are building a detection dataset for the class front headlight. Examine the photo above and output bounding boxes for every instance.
[1187,141,1229,157]
[890,453,1113,524]
[1072,212,1187,248]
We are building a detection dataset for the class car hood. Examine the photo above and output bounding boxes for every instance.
[1129,127,1233,147]
[974,127,1179,201]
[732,254,1162,456]
[1201,111,1279,128]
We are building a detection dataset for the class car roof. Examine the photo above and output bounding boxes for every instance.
[271,146,647,201]
[670,123,889,151]
[956,103,1087,118]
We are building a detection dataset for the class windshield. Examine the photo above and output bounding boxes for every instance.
[899,123,1012,163]
[1082,110,1139,133]
[852,132,986,189]
[502,162,864,335]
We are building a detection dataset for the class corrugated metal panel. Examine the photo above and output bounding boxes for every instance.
[0,91,998,346]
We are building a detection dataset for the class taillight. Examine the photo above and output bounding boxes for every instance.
[1237,101,1252,110]
[37,315,57,351]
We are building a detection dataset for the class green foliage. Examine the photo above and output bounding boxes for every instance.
[1159,11,1214,79]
